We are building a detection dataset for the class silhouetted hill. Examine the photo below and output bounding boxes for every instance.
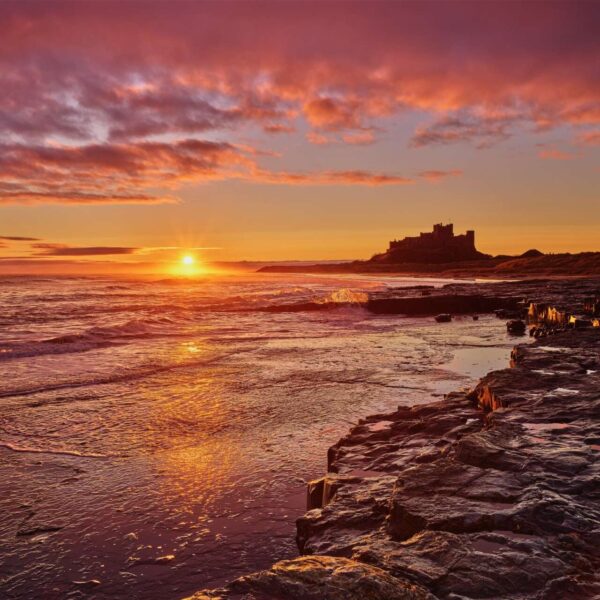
[258,252,600,278]
[520,248,544,258]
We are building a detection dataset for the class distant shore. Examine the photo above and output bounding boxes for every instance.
[257,251,600,279]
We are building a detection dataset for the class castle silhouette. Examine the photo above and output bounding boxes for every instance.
[377,223,488,263]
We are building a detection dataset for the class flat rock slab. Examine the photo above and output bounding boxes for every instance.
[296,329,600,599]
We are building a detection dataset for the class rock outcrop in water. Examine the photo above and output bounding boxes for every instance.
[193,283,600,600]
[366,293,521,316]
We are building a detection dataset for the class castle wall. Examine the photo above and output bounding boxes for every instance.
[385,224,484,263]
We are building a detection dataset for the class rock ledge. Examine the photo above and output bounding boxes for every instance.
[194,325,600,599]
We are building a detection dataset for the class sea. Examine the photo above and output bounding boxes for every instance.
[0,272,519,599]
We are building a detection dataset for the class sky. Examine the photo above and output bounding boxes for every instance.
[0,1,598,273]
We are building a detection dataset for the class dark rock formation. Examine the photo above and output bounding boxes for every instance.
[296,330,600,599]
[186,555,433,600]
[434,313,451,323]
[366,294,520,315]
[506,319,526,335]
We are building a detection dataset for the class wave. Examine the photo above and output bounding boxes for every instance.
[318,288,370,304]
[0,348,242,399]
[239,288,370,313]
[0,317,183,361]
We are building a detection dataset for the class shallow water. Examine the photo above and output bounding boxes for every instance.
[0,273,520,599]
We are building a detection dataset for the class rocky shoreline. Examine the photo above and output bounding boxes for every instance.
[190,284,600,600]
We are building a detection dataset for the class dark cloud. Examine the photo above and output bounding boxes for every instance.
[411,112,520,148]
[0,139,252,204]
[32,243,138,256]
[0,235,40,241]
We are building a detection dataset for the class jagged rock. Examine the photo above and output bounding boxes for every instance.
[506,319,526,335]
[434,314,452,323]
[188,555,434,600]
[293,330,600,599]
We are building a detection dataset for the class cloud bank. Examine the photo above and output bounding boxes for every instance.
[0,1,597,204]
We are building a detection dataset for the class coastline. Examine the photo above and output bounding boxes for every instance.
[191,289,600,599]
[256,252,600,279]
[1,275,524,599]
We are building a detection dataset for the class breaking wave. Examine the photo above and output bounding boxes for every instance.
[318,288,369,304]
[234,288,370,313]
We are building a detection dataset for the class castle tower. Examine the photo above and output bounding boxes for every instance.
[433,223,454,238]
[466,230,475,249]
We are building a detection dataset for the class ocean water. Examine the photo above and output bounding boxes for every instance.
[0,273,518,599]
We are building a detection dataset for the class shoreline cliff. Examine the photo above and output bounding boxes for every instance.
[189,282,600,600]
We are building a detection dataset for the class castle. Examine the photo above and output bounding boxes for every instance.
[378,223,488,263]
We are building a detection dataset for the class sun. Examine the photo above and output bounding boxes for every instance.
[172,253,206,277]
[169,252,215,277]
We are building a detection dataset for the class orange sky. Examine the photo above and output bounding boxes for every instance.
[0,1,598,272]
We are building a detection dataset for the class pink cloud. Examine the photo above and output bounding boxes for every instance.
[303,97,364,131]
[263,124,295,134]
[0,140,253,204]
[306,132,332,146]
[342,131,376,146]
[2,3,596,144]
[0,136,451,204]
[418,169,463,182]
[538,149,575,161]
[254,169,414,186]
[319,170,413,186]
[537,144,577,160]
[0,2,597,203]
[0,190,174,206]
[576,131,600,146]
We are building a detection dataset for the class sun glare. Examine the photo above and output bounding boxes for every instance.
[171,253,206,277]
